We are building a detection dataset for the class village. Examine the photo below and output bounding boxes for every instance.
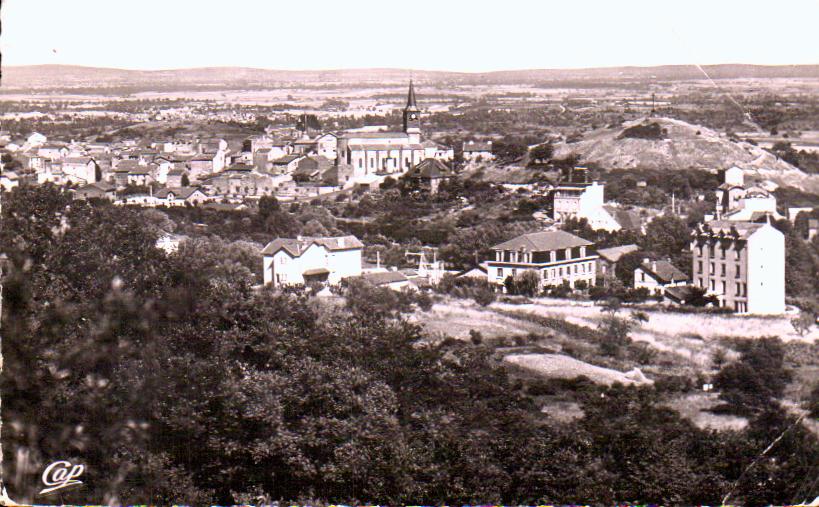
[1,81,816,322]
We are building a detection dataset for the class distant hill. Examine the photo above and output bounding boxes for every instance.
[552,116,819,193]
[2,64,818,90]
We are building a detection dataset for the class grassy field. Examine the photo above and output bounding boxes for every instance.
[417,295,818,432]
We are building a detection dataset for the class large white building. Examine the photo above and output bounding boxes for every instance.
[486,230,598,290]
[552,167,621,231]
[262,235,364,288]
[690,219,785,314]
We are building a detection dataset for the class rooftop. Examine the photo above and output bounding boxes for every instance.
[639,260,689,284]
[492,230,593,253]
[262,235,364,257]
[597,244,639,262]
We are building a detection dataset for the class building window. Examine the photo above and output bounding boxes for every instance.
[511,268,517,277]
[697,246,703,256]
[710,262,715,274]
[641,272,645,282]
[710,280,715,291]
[735,264,741,278]
[720,247,726,259]
[734,249,740,260]
[497,268,503,278]
[722,281,726,294]
[697,261,703,274]
[721,264,726,277]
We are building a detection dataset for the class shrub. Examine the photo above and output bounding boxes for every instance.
[469,329,483,345]
[526,379,556,396]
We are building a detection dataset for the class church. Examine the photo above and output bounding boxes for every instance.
[336,81,448,185]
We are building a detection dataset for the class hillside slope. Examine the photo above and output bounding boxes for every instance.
[553,117,819,193]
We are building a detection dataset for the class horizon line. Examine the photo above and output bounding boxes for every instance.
[4,62,818,74]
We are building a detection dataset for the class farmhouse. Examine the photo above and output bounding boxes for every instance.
[73,182,116,201]
[262,235,364,288]
[634,259,689,296]
[596,244,639,281]
[486,230,598,290]
[462,141,494,161]
[154,187,210,207]
[403,158,453,194]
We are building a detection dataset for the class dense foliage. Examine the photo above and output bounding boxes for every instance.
[0,185,817,505]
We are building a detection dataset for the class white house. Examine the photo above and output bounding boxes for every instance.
[62,157,98,185]
[462,141,494,161]
[154,187,209,207]
[262,235,364,287]
[316,133,338,160]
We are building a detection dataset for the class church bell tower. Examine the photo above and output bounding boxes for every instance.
[403,80,421,144]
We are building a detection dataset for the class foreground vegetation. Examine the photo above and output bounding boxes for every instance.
[0,185,817,505]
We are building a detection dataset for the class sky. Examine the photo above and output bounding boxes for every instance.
[2,0,817,72]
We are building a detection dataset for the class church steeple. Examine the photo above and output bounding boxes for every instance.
[406,79,418,110]
[403,80,421,143]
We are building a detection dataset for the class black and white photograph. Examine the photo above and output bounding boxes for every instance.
[0,0,817,505]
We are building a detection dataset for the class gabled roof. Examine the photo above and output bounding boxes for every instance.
[155,186,202,199]
[272,154,303,165]
[604,206,643,231]
[261,235,364,256]
[77,181,115,192]
[406,158,453,179]
[63,157,95,165]
[597,244,639,262]
[492,230,593,253]
[362,270,409,286]
[639,260,689,284]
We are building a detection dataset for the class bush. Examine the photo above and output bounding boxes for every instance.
[808,383,819,417]
[714,337,792,414]
[619,122,667,140]
[526,379,556,396]
[469,329,483,345]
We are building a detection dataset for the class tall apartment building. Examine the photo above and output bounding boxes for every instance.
[486,230,598,290]
[690,220,785,314]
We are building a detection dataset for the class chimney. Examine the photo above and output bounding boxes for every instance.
[643,257,651,265]
[651,261,657,272]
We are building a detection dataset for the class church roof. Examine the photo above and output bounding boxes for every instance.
[341,132,409,139]
[348,143,424,151]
